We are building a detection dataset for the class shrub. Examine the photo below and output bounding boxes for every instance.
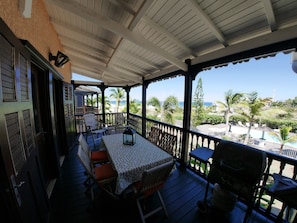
[203,114,225,124]
[262,119,297,132]
[230,115,246,124]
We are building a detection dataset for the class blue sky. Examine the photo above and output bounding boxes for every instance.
[72,52,297,103]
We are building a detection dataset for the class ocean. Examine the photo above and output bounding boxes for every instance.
[179,101,213,107]
[111,101,213,107]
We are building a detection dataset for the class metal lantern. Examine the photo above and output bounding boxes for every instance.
[123,127,136,145]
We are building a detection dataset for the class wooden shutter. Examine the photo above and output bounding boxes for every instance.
[20,53,29,101]
[63,83,75,149]
[22,109,34,155]
[64,84,74,116]
[5,112,26,175]
[0,35,16,102]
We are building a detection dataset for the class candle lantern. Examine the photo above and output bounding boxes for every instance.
[123,127,136,145]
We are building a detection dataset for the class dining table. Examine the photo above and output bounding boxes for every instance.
[101,133,173,195]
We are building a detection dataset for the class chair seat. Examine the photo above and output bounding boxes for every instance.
[134,181,164,197]
[77,145,118,200]
[91,150,109,162]
[95,163,117,181]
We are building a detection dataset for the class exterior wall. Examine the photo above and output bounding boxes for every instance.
[0,0,71,82]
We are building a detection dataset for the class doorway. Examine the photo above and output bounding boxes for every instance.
[31,64,60,188]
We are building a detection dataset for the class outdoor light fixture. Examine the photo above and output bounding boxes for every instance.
[49,51,69,68]
[123,127,136,145]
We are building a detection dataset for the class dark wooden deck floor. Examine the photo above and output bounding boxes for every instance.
[48,136,275,223]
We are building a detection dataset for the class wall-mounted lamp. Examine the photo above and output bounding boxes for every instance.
[49,51,70,68]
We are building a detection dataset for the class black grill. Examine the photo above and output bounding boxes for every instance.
[208,140,267,200]
[203,140,267,223]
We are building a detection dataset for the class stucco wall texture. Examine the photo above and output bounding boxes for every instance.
[0,0,71,82]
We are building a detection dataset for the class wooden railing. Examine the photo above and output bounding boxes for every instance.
[75,112,297,222]
[143,115,297,222]
[75,112,129,133]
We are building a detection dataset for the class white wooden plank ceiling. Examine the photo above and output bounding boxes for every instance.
[44,0,297,86]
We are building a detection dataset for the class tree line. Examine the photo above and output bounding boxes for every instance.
[192,78,297,153]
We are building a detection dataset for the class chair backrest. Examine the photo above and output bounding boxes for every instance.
[147,126,162,145]
[83,113,98,130]
[78,133,91,156]
[137,160,174,196]
[115,113,125,125]
[77,145,93,178]
[158,132,177,156]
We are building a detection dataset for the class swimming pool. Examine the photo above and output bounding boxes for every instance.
[230,126,297,148]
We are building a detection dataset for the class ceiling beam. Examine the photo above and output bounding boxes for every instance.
[115,48,161,70]
[112,64,144,78]
[51,18,115,50]
[129,0,154,30]
[59,35,112,57]
[109,0,137,16]
[262,0,277,32]
[69,54,142,83]
[64,47,108,65]
[72,64,137,84]
[67,51,106,67]
[112,60,147,75]
[191,24,297,65]
[47,0,187,71]
[186,0,228,47]
[107,0,156,74]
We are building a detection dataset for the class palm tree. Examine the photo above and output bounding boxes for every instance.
[86,97,95,107]
[216,89,244,135]
[109,88,125,113]
[147,97,161,119]
[268,126,297,154]
[147,96,179,124]
[238,91,272,144]
[98,95,112,113]
[129,99,141,114]
[162,96,179,124]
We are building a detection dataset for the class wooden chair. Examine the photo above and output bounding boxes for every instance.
[83,113,107,145]
[158,132,177,156]
[133,160,175,223]
[77,145,118,200]
[78,133,109,166]
[147,126,162,145]
[115,113,129,132]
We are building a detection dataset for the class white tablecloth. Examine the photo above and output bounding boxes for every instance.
[102,133,173,194]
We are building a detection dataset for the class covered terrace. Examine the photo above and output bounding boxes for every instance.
[43,0,297,222]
